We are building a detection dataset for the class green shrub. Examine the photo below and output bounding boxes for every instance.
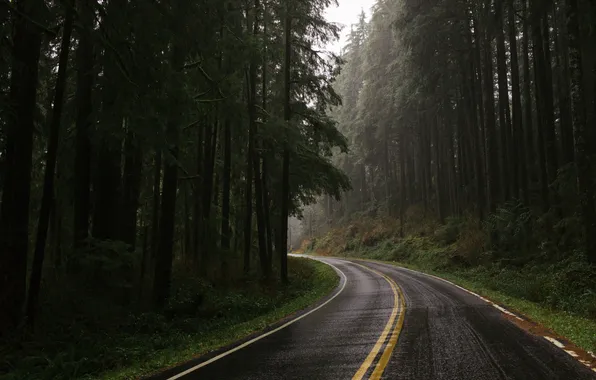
[434,216,463,245]
[484,201,534,259]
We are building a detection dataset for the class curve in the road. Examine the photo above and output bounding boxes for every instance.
[149,256,596,380]
[165,258,349,380]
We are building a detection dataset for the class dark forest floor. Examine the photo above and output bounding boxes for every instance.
[0,257,338,380]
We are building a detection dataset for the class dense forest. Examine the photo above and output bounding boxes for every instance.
[0,0,351,354]
[303,0,596,262]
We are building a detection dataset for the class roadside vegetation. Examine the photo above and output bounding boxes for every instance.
[0,257,338,380]
[303,206,596,353]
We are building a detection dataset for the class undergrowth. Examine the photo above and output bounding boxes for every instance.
[0,257,338,380]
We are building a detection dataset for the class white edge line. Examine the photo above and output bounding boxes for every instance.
[389,263,525,321]
[544,336,565,349]
[166,257,347,380]
[363,259,596,371]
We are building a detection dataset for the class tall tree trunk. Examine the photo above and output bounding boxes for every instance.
[150,150,162,261]
[279,3,292,284]
[93,0,126,241]
[221,119,231,251]
[254,155,269,278]
[73,0,95,248]
[262,157,273,264]
[0,0,44,335]
[200,111,218,272]
[399,132,406,237]
[496,2,513,201]
[152,38,184,309]
[522,0,537,194]
[27,2,74,324]
[508,0,527,203]
[553,0,575,166]
[568,0,596,262]
[260,4,273,266]
[120,126,143,249]
[244,88,254,274]
[531,0,553,212]
[482,27,499,212]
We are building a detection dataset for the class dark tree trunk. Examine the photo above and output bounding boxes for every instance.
[531,1,553,212]
[92,144,122,240]
[221,119,231,251]
[73,0,95,248]
[244,104,254,274]
[150,150,162,260]
[27,2,74,324]
[254,154,269,277]
[482,29,499,212]
[152,40,184,310]
[262,157,273,264]
[200,111,218,271]
[120,127,143,249]
[496,2,513,201]
[0,0,44,335]
[279,4,291,284]
[522,0,537,191]
[399,133,406,237]
[93,0,126,241]
[553,0,575,166]
[508,0,527,203]
[568,0,596,262]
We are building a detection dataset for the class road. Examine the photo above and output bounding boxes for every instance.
[150,257,596,380]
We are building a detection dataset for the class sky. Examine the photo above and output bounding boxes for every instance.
[324,0,376,54]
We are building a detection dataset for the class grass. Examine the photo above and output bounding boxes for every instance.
[0,257,338,380]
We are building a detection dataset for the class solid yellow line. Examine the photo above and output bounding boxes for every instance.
[352,263,400,380]
[370,272,405,379]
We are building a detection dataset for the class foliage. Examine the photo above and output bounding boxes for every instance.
[0,257,338,380]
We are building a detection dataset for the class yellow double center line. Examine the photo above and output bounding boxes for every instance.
[352,263,406,380]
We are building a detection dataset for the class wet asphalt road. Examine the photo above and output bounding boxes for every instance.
[152,257,596,380]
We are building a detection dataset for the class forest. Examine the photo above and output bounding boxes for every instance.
[0,0,349,378]
[302,0,596,353]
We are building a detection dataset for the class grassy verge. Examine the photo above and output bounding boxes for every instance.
[0,257,338,380]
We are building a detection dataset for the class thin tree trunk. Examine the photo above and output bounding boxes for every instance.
[522,0,537,191]
[221,119,231,251]
[531,1,552,212]
[73,0,95,248]
[150,150,162,261]
[508,0,527,203]
[482,28,499,212]
[279,3,292,284]
[496,2,513,201]
[121,126,143,249]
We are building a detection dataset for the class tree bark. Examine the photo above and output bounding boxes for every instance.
[73,0,95,248]
[496,2,513,201]
[152,38,184,309]
[0,0,44,335]
[221,119,231,251]
[27,1,74,324]
[279,2,292,284]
